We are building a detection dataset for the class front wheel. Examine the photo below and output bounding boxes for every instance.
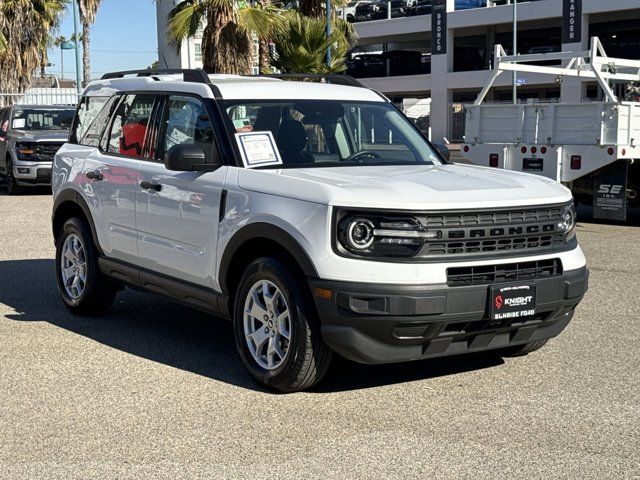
[233,257,332,392]
[55,217,117,315]
[6,158,23,195]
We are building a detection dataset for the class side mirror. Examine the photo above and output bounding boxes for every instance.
[432,142,450,161]
[164,144,221,172]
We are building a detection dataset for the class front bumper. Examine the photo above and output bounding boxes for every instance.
[310,267,588,364]
[12,161,52,186]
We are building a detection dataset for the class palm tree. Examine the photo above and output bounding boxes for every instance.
[270,12,353,74]
[0,0,67,97]
[77,0,102,86]
[166,0,277,75]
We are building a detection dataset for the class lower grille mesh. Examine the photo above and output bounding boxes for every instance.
[446,258,563,287]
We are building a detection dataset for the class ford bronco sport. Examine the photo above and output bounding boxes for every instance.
[51,70,588,392]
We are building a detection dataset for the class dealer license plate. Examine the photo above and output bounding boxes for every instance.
[490,284,537,321]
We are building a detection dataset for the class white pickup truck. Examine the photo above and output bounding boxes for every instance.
[461,38,639,222]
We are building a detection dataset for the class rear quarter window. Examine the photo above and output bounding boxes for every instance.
[71,96,111,144]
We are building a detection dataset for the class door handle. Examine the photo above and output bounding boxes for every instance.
[140,180,162,192]
[85,170,103,181]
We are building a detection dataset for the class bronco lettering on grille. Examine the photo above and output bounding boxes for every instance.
[445,223,557,240]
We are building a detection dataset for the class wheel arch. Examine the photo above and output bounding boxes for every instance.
[52,189,103,255]
[218,223,318,298]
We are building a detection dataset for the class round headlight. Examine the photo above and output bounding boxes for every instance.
[346,218,375,250]
[559,205,577,236]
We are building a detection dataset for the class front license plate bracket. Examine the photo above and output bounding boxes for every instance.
[489,284,537,321]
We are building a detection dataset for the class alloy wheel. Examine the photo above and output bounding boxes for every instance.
[60,233,87,299]
[243,279,292,370]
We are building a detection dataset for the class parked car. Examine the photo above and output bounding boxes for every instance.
[407,0,431,15]
[0,104,75,194]
[336,1,368,22]
[51,70,588,392]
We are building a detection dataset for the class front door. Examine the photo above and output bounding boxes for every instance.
[135,94,227,288]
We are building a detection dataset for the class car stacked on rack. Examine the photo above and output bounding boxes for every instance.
[51,69,588,391]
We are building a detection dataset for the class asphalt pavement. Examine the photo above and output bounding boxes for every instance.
[0,191,638,479]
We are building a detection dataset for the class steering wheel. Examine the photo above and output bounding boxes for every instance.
[345,150,382,162]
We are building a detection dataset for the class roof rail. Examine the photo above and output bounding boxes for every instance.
[101,69,211,84]
[252,74,366,88]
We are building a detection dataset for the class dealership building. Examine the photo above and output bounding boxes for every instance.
[156,0,640,143]
[351,0,640,142]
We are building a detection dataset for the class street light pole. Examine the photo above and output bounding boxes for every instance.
[326,0,332,67]
[61,46,64,81]
[72,0,82,92]
[512,0,517,104]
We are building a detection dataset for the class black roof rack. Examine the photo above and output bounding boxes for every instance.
[252,74,366,88]
[101,68,211,84]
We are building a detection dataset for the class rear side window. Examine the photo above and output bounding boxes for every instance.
[71,96,110,143]
[107,94,155,158]
[80,96,119,147]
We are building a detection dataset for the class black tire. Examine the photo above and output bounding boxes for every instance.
[233,257,332,392]
[55,217,117,315]
[500,339,549,357]
[6,158,23,195]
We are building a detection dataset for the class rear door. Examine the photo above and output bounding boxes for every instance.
[135,94,227,287]
[82,93,157,263]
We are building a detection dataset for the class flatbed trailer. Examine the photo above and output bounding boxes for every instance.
[461,38,639,221]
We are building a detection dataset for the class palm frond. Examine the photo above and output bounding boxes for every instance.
[166,0,207,48]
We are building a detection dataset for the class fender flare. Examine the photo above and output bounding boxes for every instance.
[218,222,318,295]
[52,189,103,255]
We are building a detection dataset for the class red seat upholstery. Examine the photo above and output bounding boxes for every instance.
[120,121,148,158]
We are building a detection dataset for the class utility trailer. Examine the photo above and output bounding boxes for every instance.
[461,37,639,222]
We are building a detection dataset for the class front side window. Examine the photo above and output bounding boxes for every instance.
[223,100,441,168]
[0,109,9,140]
[107,94,155,158]
[161,95,214,160]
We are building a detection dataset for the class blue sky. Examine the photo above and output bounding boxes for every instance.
[45,0,159,81]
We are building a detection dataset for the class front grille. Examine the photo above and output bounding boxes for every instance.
[414,204,569,259]
[33,143,63,162]
[446,258,563,287]
[421,206,564,228]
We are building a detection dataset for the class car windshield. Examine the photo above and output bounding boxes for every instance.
[223,100,442,168]
[11,108,75,131]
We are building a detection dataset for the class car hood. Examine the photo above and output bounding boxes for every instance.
[11,130,69,142]
[237,163,573,210]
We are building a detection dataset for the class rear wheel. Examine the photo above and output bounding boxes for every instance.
[55,217,117,315]
[233,257,332,392]
[500,339,549,357]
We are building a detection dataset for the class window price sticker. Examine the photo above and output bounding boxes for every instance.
[235,131,283,168]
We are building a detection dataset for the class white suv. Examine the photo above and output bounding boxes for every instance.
[51,70,588,392]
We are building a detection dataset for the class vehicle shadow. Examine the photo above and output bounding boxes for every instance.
[0,258,504,393]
